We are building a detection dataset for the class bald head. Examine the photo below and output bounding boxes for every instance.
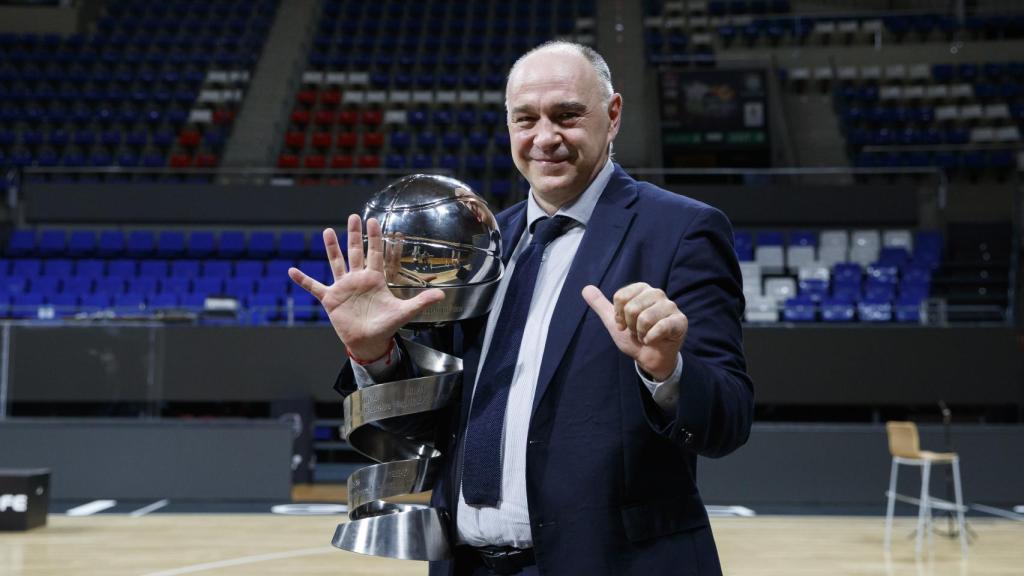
[505,41,614,112]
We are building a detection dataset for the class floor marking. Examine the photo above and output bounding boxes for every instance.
[706,505,756,517]
[130,499,169,517]
[270,503,347,515]
[66,500,117,516]
[140,546,335,576]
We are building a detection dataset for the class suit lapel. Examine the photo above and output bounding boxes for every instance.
[531,167,638,417]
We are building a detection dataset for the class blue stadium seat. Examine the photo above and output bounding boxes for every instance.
[81,293,113,311]
[74,259,105,278]
[821,297,855,322]
[12,258,43,277]
[187,231,216,258]
[31,276,61,296]
[128,277,159,296]
[150,293,180,309]
[107,259,137,278]
[37,228,66,255]
[126,231,155,257]
[858,296,893,322]
[278,232,306,259]
[157,231,186,257]
[783,295,816,322]
[193,277,224,295]
[266,259,294,279]
[248,232,275,259]
[139,260,169,278]
[161,277,191,295]
[43,259,73,277]
[170,260,200,278]
[235,261,264,278]
[11,293,44,319]
[6,230,36,257]
[94,277,125,296]
[68,231,97,256]
[218,231,246,258]
[3,277,28,295]
[202,260,233,278]
[225,277,255,298]
[256,277,290,295]
[95,231,125,257]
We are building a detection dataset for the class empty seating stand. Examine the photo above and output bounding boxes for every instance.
[0,227,337,325]
[275,0,596,204]
[0,0,277,181]
[730,228,998,325]
[817,58,1024,178]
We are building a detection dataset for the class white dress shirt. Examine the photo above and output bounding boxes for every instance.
[352,159,682,548]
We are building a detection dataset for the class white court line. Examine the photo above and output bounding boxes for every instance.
[130,499,169,517]
[140,547,335,576]
[66,499,117,516]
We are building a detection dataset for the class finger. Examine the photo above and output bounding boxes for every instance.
[397,288,446,320]
[635,299,679,342]
[621,287,665,335]
[347,214,364,270]
[324,228,347,282]
[287,267,327,301]
[612,283,648,330]
[365,218,384,271]
[642,312,688,346]
[582,285,620,335]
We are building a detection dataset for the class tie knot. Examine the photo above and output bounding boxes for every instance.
[530,215,575,247]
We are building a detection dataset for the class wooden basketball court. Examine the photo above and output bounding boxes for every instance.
[2,513,1021,575]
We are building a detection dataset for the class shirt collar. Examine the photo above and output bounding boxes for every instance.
[525,159,614,232]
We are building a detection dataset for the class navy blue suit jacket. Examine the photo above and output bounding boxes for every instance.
[339,165,753,575]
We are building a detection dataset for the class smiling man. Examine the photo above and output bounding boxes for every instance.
[290,41,753,576]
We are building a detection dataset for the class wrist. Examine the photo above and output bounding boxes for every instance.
[346,338,395,365]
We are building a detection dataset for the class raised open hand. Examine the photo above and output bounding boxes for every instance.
[288,214,445,361]
[582,283,688,381]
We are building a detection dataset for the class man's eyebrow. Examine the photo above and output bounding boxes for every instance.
[551,102,588,113]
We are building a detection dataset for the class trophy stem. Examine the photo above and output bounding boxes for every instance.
[332,340,462,561]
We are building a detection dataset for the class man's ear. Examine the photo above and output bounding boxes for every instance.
[607,93,623,139]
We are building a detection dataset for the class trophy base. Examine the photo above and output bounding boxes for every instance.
[332,505,451,561]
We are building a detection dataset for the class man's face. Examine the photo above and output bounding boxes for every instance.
[505,49,621,209]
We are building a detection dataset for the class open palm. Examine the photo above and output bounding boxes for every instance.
[288,215,444,360]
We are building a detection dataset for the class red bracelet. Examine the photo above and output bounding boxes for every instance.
[346,339,396,366]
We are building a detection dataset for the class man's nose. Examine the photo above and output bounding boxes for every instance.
[534,118,562,149]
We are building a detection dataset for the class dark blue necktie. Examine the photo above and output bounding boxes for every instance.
[462,215,575,507]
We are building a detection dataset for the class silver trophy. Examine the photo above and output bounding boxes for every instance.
[331,174,503,561]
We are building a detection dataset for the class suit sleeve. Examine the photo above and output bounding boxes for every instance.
[640,205,754,458]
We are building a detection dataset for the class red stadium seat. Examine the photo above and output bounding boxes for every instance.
[177,130,202,148]
[195,153,218,167]
[304,154,326,169]
[362,110,383,125]
[358,154,380,168]
[277,153,300,168]
[338,110,359,126]
[331,154,354,168]
[212,109,234,124]
[311,132,332,150]
[296,90,317,106]
[314,110,336,126]
[363,132,385,148]
[290,109,311,126]
[169,153,193,168]
[336,132,358,148]
[321,90,342,108]
[285,131,306,150]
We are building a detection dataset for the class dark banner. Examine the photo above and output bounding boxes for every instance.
[660,68,769,149]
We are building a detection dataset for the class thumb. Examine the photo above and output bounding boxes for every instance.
[400,288,446,317]
[582,285,618,334]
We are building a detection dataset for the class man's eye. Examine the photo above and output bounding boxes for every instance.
[558,113,580,121]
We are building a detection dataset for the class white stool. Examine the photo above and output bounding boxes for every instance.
[884,421,968,555]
